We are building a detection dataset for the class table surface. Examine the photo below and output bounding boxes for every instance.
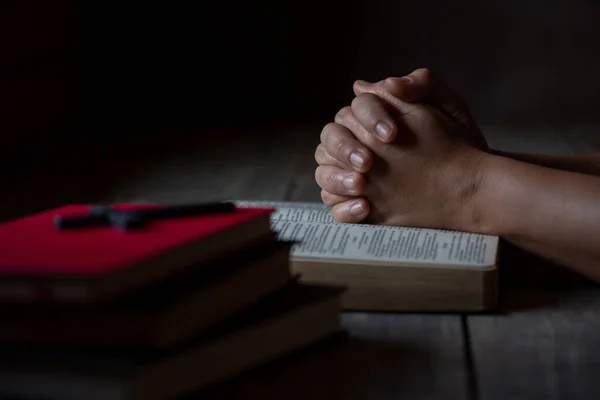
[3,123,600,400]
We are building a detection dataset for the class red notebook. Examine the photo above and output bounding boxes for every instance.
[0,204,274,303]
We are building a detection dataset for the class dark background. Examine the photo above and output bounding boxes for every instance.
[2,0,600,159]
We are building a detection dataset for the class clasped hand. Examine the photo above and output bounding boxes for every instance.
[314,68,489,233]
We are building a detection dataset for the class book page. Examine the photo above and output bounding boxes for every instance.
[236,201,499,268]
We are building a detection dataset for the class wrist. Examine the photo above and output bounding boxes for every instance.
[467,152,498,235]
[468,152,528,237]
[446,147,494,234]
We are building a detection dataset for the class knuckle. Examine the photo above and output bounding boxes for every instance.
[351,92,377,110]
[320,190,335,206]
[314,144,326,164]
[324,170,338,188]
[414,67,433,82]
[352,93,380,121]
[326,132,353,164]
[379,77,411,101]
[315,166,338,191]
[329,134,345,157]
[319,123,331,143]
[334,106,352,124]
[320,123,345,156]
[314,166,324,187]
[383,77,405,92]
[320,122,337,143]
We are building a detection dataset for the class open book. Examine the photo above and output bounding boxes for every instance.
[236,201,500,311]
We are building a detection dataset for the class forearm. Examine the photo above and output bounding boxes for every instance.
[492,150,600,176]
[475,153,600,281]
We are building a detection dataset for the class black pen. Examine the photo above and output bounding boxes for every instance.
[54,201,237,230]
[133,202,236,220]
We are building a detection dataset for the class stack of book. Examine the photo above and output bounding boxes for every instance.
[0,203,344,400]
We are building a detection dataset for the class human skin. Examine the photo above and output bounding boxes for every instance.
[314,69,600,282]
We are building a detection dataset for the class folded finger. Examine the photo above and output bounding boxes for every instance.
[331,198,370,223]
[319,123,373,172]
[314,165,365,196]
[320,190,355,207]
[314,144,344,168]
[333,105,381,150]
[351,93,398,143]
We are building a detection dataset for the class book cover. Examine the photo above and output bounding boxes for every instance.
[0,203,274,302]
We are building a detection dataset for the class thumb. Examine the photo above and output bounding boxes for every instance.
[354,68,476,130]
[353,76,426,102]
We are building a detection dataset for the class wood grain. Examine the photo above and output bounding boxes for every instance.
[205,314,469,400]
[102,126,310,205]
[468,288,600,400]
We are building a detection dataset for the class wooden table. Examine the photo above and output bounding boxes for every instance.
[3,124,600,400]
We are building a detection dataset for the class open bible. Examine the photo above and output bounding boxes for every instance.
[236,201,499,311]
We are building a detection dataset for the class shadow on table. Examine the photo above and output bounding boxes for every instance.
[0,125,299,222]
[495,240,600,313]
[196,334,437,400]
